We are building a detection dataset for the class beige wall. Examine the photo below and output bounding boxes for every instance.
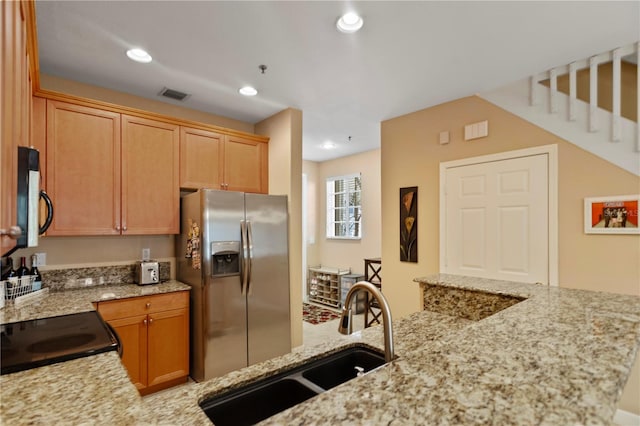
[255,108,303,349]
[302,160,320,270]
[304,149,382,276]
[381,95,640,414]
[40,74,255,133]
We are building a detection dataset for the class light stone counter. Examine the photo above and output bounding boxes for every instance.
[1,275,639,425]
[145,274,640,426]
[0,280,190,425]
[0,280,190,324]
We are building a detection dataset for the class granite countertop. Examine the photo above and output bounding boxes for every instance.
[0,280,190,425]
[0,280,190,324]
[2,275,639,425]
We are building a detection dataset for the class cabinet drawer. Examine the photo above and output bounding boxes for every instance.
[98,291,189,321]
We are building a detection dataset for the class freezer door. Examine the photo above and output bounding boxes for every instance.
[245,193,291,365]
[201,190,247,380]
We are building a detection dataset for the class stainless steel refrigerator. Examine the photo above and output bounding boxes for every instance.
[176,189,291,382]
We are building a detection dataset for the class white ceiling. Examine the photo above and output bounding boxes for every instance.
[35,1,639,162]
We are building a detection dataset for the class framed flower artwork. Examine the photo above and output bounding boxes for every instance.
[400,187,418,262]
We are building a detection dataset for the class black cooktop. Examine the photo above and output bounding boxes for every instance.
[1,311,119,375]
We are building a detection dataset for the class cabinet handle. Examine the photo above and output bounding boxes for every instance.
[148,318,154,324]
[122,225,127,231]
[0,226,22,239]
[115,225,121,231]
[146,302,151,308]
[143,318,147,325]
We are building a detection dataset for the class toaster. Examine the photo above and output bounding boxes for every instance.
[134,261,160,285]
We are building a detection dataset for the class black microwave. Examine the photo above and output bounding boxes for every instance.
[3,147,54,256]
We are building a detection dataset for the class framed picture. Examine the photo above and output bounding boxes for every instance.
[400,187,418,262]
[584,195,639,234]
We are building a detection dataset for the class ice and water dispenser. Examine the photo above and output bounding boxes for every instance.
[211,241,240,276]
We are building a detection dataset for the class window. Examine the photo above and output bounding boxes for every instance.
[326,173,361,239]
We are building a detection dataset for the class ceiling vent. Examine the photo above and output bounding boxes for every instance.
[158,87,190,101]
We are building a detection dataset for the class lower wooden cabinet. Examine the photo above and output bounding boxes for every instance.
[96,291,189,395]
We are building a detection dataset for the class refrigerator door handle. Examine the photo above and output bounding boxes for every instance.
[240,220,249,295]
[246,221,254,296]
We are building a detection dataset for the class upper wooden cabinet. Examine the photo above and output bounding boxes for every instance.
[224,135,268,194]
[45,102,179,235]
[180,127,268,194]
[1,0,35,254]
[46,100,122,236]
[179,126,224,190]
[122,115,179,234]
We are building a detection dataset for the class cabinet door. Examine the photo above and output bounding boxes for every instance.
[31,96,46,187]
[146,307,189,388]
[224,135,268,194]
[180,126,224,190]
[108,314,148,391]
[0,0,18,254]
[46,100,121,235]
[121,115,179,234]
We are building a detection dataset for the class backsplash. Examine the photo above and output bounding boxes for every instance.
[41,262,171,292]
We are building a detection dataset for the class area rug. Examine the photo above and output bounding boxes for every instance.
[303,303,341,325]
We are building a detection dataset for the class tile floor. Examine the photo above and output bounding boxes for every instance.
[300,305,366,350]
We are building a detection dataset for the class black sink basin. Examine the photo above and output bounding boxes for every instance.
[201,378,318,426]
[200,346,387,426]
[302,348,386,390]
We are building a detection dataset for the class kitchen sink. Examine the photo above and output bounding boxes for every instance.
[302,348,386,390]
[200,346,387,426]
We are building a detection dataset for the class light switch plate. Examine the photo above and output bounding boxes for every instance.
[439,131,450,145]
[142,248,150,261]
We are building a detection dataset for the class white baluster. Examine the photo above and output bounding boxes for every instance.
[549,68,558,114]
[589,56,599,133]
[637,42,640,152]
[612,48,621,142]
[568,62,577,121]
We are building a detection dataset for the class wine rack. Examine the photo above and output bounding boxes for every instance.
[307,266,350,309]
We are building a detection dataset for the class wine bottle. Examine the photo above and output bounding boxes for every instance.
[1,257,16,280]
[16,256,29,277]
[30,254,42,291]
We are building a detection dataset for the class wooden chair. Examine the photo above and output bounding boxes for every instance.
[363,258,382,328]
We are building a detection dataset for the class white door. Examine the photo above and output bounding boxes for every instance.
[443,154,549,283]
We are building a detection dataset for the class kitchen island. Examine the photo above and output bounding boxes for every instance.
[1,275,639,425]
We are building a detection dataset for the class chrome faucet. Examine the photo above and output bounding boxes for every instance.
[338,281,394,362]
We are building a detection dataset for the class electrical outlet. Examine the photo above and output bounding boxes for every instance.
[34,252,46,266]
[142,248,150,261]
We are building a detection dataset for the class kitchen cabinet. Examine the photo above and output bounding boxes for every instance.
[121,115,179,234]
[96,291,189,395]
[1,0,35,254]
[179,126,224,190]
[46,100,122,235]
[180,127,268,194]
[223,135,268,193]
[45,101,179,235]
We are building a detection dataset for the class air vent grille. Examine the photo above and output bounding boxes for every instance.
[159,87,190,101]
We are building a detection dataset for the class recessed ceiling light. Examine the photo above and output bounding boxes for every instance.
[322,141,337,150]
[126,48,152,63]
[336,12,363,33]
[239,86,258,96]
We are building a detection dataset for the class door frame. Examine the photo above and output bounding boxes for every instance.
[439,144,558,286]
